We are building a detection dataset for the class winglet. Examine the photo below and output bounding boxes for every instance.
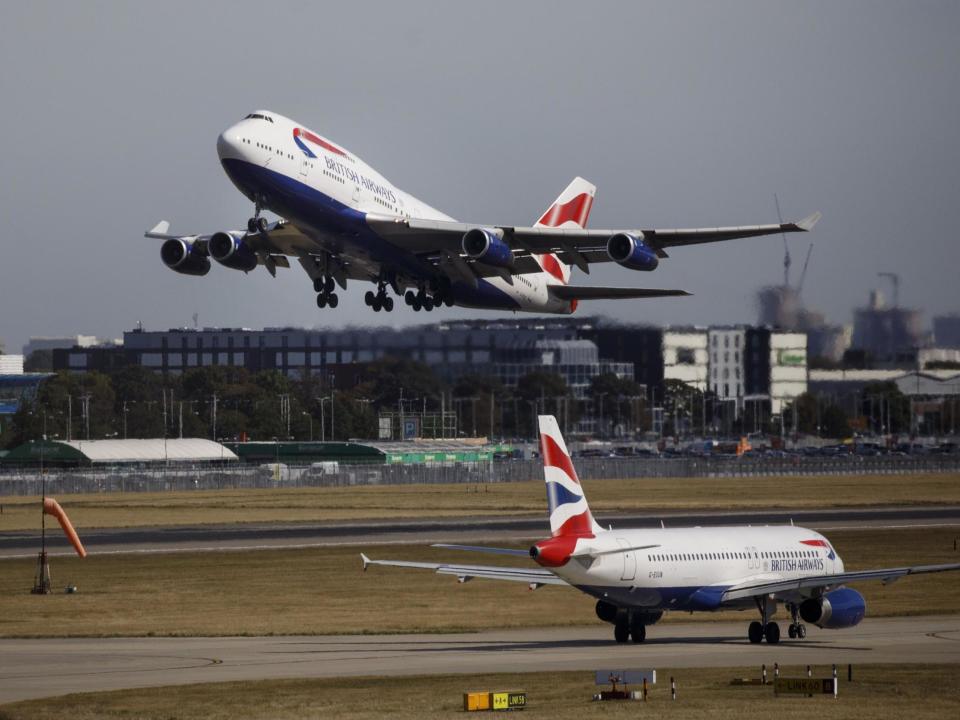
[796,212,822,232]
[360,552,370,571]
[148,221,170,235]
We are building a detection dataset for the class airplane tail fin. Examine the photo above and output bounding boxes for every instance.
[533,177,597,286]
[538,415,602,537]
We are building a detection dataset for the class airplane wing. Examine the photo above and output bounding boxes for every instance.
[361,553,567,587]
[365,212,821,273]
[721,562,960,602]
[144,220,304,270]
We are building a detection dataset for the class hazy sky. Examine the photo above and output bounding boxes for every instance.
[2,1,958,353]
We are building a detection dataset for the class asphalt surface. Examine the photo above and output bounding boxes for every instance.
[1,615,958,704]
[2,505,959,558]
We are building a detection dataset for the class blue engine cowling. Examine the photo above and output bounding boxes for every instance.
[462,228,514,269]
[606,232,659,271]
[160,238,211,276]
[208,231,258,272]
[799,588,866,629]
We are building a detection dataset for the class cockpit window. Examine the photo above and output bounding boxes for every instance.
[244,113,274,123]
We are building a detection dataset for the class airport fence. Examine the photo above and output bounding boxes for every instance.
[0,454,958,496]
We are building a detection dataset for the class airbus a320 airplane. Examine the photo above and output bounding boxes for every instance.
[362,416,960,644]
[146,110,820,313]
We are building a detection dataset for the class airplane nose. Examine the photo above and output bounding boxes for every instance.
[216,126,241,159]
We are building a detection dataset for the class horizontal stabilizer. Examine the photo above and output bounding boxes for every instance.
[550,286,690,301]
[360,553,566,586]
[431,544,530,557]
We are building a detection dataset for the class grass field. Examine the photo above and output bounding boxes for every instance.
[1,665,957,720]
[1,472,958,531]
[0,527,957,638]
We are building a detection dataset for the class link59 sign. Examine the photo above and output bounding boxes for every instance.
[775,677,836,696]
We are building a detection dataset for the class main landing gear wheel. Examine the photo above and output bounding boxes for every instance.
[614,620,629,644]
[748,621,764,644]
[630,621,646,643]
[316,288,338,309]
[764,622,780,644]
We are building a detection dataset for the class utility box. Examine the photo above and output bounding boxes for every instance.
[464,692,490,711]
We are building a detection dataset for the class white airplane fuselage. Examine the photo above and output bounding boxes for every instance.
[216,110,574,313]
[546,524,843,611]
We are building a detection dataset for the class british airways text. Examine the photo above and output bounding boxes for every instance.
[324,156,397,203]
[771,557,824,573]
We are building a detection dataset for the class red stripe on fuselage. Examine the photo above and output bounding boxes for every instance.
[294,127,349,158]
[800,539,829,547]
[537,192,594,228]
[540,433,580,484]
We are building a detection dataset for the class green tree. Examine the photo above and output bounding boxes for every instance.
[860,382,910,434]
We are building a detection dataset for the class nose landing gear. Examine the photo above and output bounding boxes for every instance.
[787,603,807,639]
[247,198,269,234]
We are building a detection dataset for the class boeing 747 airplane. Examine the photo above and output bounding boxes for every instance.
[147,110,820,314]
[363,416,960,644]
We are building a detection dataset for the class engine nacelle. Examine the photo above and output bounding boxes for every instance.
[160,238,210,276]
[606,232,659,271]
[799,588,866,629]
[208,231,258,272]
[528,536,577,568]
[462,228,514,269]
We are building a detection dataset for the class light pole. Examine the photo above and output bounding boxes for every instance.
[316,397,330,441]
[302,411,313,441]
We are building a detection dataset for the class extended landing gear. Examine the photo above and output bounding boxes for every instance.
[748,597,781,644]
[314,276,338,309]
[247,198,269,234]
[404,285,453,312]
[613,613,647,644]
[364,285,394,312]
[787,603,807,639]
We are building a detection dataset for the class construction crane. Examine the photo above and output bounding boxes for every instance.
[797,244,814,296]
[877,272,900,308]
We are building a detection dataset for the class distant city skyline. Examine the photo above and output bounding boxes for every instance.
[2,1,958,352]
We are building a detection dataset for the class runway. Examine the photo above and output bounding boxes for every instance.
[1,615,958,704]
[2,505,959,558]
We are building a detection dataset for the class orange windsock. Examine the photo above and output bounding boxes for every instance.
[42,497,87,558]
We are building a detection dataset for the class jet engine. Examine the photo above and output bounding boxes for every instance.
[462,228,514,268]
[799,588,866,629]
[160,238,210,276]
[606,232,659,271]
[208,232,259,272]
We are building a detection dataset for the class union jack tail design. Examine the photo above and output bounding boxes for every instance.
[533,177,597,287]
[538,415,602,538]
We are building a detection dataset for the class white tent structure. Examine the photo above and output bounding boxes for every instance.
[59,438,237,464]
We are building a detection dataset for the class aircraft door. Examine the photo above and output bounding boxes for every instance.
[617,539,636,582]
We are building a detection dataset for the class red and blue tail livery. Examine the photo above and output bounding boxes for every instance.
[539,415,600,538]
